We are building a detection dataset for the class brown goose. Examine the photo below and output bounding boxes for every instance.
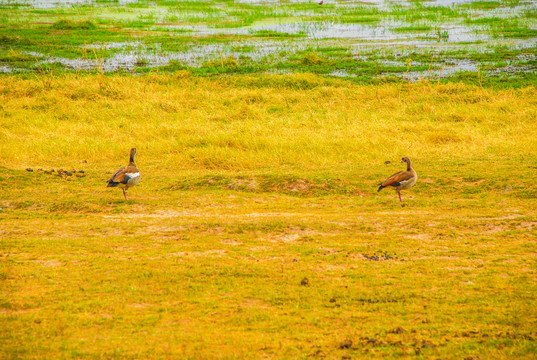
[107,148,141,200]
[378,156,417,203]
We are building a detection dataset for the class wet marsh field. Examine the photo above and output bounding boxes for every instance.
[1,0,537,85]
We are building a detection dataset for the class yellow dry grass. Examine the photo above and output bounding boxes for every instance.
[0,73,536,359]
[1,73,535,173]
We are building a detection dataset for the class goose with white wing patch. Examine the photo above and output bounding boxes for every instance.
[107,148,141,200]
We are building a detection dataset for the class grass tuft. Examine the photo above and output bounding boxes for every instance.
[50,19,97,30]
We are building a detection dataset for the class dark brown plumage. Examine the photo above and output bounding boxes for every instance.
[107,148,141,200]
[378,157,417,203]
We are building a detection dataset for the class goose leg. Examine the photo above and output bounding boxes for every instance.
[397,190,402,203]
[122,188,127,201]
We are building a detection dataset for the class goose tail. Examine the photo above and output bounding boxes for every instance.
[107,181,119,188]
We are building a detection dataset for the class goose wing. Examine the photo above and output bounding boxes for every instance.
[108,167,124,182]
[381,171,413,187]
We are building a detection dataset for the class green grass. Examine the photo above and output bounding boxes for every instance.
[0,74,536,358]
[50,19,97,30]
[392,25,433,33]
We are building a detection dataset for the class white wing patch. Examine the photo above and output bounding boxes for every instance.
[125,172,141,187]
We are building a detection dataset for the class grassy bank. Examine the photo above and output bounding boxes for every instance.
[1,73,536,171]
[1,74,536,359]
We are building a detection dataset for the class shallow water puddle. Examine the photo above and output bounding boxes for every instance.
[31,39,314,71]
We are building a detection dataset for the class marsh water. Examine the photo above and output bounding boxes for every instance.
[1,0,536,82]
